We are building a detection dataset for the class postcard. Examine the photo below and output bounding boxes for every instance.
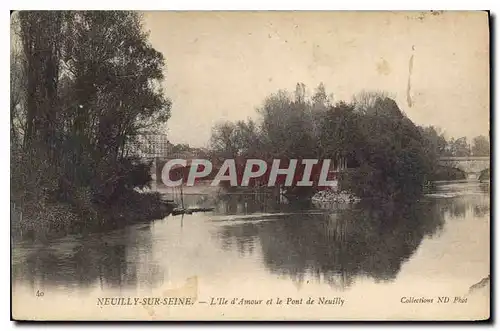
[10,10,490,321]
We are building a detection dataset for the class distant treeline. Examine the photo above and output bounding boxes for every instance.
[10,11,172,239]
[208,83,489,200]
[420,127,490,158]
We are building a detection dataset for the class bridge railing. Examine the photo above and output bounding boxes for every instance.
[438,156,490,161]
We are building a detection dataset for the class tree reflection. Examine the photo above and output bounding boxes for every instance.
[440,195,490,219]
[218,199,446,289]
[213,193,316,216]
[218,223,259,256]
[11,224,164,290]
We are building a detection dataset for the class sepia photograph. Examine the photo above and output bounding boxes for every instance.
[10,10,490,321]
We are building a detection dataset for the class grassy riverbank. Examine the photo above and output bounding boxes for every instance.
[11,190,174,242]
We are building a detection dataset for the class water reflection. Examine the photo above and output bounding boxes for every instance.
[11,183,490,292]
[167,191,308,215]
[439,195,490,219]
[216,199,446,289]
[12,224,164,291]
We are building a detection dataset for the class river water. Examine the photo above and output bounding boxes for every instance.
[11,181,490,320]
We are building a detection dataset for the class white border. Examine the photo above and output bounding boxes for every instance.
[4,0,500,10]
[2,1,497,330]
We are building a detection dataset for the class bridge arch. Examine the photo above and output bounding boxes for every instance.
[438,156,490,180]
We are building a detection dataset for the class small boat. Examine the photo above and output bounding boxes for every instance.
[172,208,192,216]
[171,207,214,216]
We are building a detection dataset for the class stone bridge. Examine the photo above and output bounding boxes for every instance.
[149,156,490,183]
[438,156,490,180]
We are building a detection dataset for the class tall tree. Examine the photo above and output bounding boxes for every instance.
[338,95,432,199]
[258,89,317,160]
[209,121,239,159]
[19,11,65,155]
[471,135,490,156]
[448,137,470,157]
[12,11,171,206]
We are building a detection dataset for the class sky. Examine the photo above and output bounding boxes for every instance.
[143,11,489,148]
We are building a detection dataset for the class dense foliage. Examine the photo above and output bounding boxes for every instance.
[11,11,172,238]
[209,83,489,201]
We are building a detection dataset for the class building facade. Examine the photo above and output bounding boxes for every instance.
[127,133,173,158]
